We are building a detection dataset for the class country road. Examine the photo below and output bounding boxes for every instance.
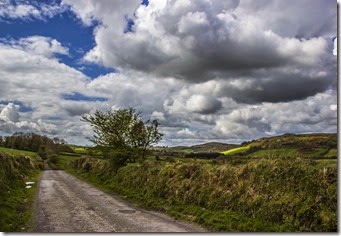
[34,170,205,232]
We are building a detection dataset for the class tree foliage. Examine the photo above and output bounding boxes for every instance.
[82,108,163,161]
[0,132,72,153]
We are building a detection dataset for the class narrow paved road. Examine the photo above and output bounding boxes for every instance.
[35,170,205,232]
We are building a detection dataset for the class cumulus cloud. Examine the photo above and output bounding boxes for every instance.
[0,103,57,135]
[62,0,336,105]
[0,36,95,140]
[186,95,222,114]
[0,0,66,21]
[1,36,69,58]
[164,93,222,114]
[236,0,336,38]
[0,103,20,122]
[214,91,337,140]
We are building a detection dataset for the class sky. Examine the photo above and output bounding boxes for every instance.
[0,0,337,146]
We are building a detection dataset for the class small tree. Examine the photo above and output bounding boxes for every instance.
[82,108,163,163]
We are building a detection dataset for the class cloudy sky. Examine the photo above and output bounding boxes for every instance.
[0,0,337,146]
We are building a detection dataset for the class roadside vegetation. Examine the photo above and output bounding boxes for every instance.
[0,108,337,232]
[0,152,43,232]
[66,154,336,232]
[65,108,337,232]
[0,133,76,231]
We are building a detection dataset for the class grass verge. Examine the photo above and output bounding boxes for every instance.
[66,167,289,232]
[65,155,338,232]
[0,153,42,232]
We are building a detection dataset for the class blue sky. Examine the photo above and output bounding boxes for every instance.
[0,0,337,146]
[0,6,115,79]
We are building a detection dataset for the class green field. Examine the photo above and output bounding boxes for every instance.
[221,146,250,155]
[0,147,38,159]
[57,154,80,169]
[324,148,337,158]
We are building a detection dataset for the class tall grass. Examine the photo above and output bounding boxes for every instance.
[68,156,337,232]
[0,153,42,232]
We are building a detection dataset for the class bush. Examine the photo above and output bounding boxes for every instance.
[48,154,58,164]
[108,150,132,172]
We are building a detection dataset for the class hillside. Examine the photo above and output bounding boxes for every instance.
[157,142,238,153]
[222,133,337,159]
[154,133,337,161]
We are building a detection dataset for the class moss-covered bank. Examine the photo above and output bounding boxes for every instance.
[0,153,43,232]
[67,157,337,232]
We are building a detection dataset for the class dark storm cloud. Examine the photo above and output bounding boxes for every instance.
[219,69,335,104]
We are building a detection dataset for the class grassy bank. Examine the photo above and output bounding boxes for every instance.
[0,152,43,232]
[67,156,337,232]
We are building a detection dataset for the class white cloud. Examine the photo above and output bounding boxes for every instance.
[2,36,69,58]
[214,91,337,140]
[186,94,222,114]
[329,104,337,111]
[333,37,337,56]
[0,0,66,21]
[177,128,195,138]
[0,103,58,135]
[0,103,20,122]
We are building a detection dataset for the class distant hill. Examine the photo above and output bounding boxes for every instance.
[224,133,337,159]
[244,133,336,149]
[163,142,238,153]
[188,142,238,152]
[155,133,337,160]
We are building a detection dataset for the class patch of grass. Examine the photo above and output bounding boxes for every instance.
[48,154,80,170]
[248,148,299,158]
[324,149,337,158]
[58,154,79,166]
[0,153,42,232]
[221,146,250,155]
[73,147,88,154]
[0,147,38,159]
[59,152,82,157]
[315,159,337,169]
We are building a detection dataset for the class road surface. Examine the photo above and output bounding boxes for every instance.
[34,170,205,232]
